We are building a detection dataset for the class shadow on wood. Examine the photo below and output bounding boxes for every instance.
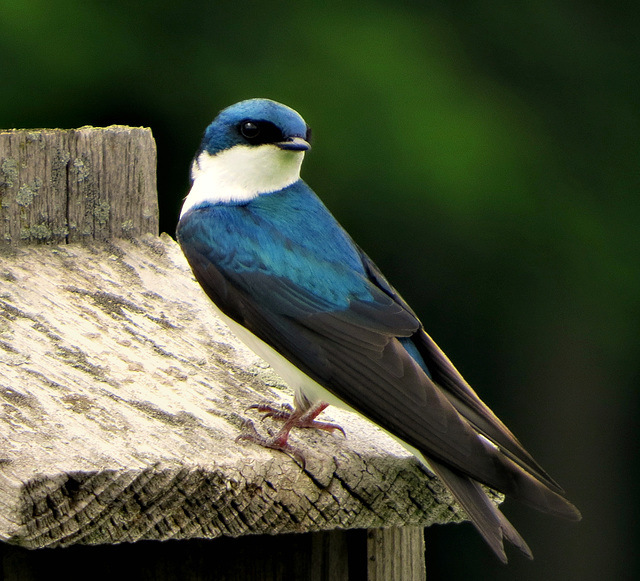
[0,528,426,581]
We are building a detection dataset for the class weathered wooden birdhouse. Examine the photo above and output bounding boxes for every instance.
[0,127,475,580]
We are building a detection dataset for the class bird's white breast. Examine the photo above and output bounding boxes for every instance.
[180,145,305,216]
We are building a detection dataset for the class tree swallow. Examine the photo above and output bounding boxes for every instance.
[176,98,581,562]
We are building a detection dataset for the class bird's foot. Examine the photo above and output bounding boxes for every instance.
[236,401,346,467]
[247,401,346,437]
[235,419,307,467]
[247,402,295,421]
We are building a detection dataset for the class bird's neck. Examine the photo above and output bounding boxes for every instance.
[180,145,305,216]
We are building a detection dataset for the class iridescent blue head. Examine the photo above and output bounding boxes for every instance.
[199,98,312,156]
[181,99,312,215]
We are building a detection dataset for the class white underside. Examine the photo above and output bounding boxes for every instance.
[180,144,305,216]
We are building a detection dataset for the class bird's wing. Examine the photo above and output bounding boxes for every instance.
[177,205,580,528]
[355,248,564,492]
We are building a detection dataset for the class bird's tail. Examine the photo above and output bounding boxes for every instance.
[428,459,533,563]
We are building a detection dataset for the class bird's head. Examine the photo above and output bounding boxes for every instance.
[201,98,311,155]
[182,99,312,213]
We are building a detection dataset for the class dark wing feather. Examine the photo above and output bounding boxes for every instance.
[356,247,565,493]
[429,459,533,563]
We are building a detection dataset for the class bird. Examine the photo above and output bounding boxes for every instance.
[175,98,581,562]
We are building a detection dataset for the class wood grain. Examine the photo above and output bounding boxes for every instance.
[0,126,158,244]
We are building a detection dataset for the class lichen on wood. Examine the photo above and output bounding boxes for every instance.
[0,127,158,245]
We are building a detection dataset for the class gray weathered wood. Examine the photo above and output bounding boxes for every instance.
[0,126,158,244]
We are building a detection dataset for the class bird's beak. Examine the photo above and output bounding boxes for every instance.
[276,136,311,152]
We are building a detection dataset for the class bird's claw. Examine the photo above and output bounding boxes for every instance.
[247,402,346,437]
[236,419,307,468]
[247,402,294,422]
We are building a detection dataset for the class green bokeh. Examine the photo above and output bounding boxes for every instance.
[1,1,637,578]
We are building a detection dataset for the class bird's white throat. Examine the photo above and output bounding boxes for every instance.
[180,145,305,216]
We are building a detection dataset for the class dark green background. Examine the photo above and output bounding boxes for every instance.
[2,1,637,579]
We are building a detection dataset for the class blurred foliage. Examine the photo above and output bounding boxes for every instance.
[1,0,638,579]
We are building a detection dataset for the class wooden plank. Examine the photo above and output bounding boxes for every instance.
[0,235,464,549]
[0,127,158,244]
[367,527,426,581]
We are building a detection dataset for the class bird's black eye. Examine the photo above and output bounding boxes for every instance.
[240,121,260,139]
[237,120,285,145]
